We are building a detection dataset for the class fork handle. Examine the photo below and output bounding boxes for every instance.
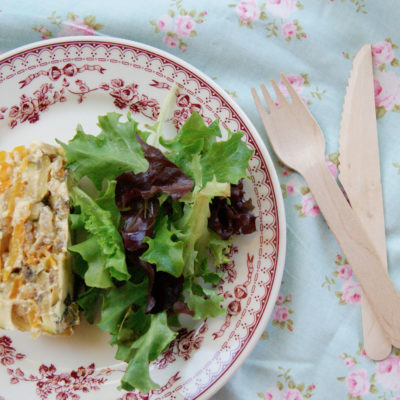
[304,160,400,348]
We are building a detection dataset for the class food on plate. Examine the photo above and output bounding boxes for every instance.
[0,142,78,336]
[0,107,256,393]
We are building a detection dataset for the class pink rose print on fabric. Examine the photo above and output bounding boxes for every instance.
[264,387,281,400]
[266,0,297,18]
[281,21,296,39]
[326,157,338,179]
[258,368,316,399]
[150,4,206,52]
[33,12,103,39]
[375,355,400,391]
[322,254,362,305]
[336,264,352,281]
[372,41,395,67]
[346,369,370,397]
[163,34,179,49]
[156,15,173,32]
[175,15,196,37]
[285,177,302,196]
[271,294,294,332]
[236,0,260,22]
[344,358,355,369]
[283,388,303,400]
[279,74,305,94]
[230,0,306,40]
[301,192,320,217]
[341,280,361,304]
[58,18,94,36]
[273,306,289,323]
[374,71,400,111]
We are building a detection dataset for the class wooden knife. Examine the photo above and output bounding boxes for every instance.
[338,43,392,360]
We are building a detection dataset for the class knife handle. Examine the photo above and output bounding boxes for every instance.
[304,160,400,347]
[362,294,392,359]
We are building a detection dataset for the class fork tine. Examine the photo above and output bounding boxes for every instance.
[270,79,288,106]
[280,73,301,104]
[251,87,270,121]
[259,83,276,111]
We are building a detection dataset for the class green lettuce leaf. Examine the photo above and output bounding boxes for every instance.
[185,280,225,320]
[57,112,149,189]
[176,179,230,276]
[208,232,232,267]
[69,185,129,285]
[161,111,253,187]
[120,312,177,392]
[98,280,148,334]
[200,130,253,185]
[77,287,105,324]
[96,179,120,226]
[141,216,184,278]
[69,237,113,288]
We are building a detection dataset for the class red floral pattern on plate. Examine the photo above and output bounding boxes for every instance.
[0,336,181,400]
[0,39,282,400]
[213,253,254,339]
[0,336,25,367]
[154,322,208,369]
[169,92,211,130]
[1,71,160,127]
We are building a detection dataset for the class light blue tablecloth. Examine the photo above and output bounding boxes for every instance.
[1,1,400,399]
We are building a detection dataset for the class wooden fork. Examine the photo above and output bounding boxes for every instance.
[251,74,400,348]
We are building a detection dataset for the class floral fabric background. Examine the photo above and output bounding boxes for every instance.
[1,0,400,399]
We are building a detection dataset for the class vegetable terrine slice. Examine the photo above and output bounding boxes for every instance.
[0,142,78,336]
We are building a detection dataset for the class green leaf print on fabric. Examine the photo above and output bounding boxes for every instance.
[257,367,316,399]
[393,162,400,175]
[32,11,104,39]
[321,254,361,306]
[337,344,400,398]
[229,1,307,42]
[149,0,207,52]
[329,0,368,14]
[272,293,294,332]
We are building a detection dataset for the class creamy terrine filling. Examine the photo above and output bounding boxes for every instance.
[0,142,78,336]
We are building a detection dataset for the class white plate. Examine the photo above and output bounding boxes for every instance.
[0,36,286,400]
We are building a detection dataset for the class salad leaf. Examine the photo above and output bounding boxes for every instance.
[176,178,230,276]
[115,135,193,253]
[126,250,184,315]
[120,312,177,392]
[69,185,130,285]
[200,130,254,185]
[150,271,184,314]
[142,216,184,277]
[63,109,256,394]
[69,237,113,288]
[160,112,221,183]
[119,198,160,252]
[115,135,193,205]
[96,179,120,226]
[209,179,257,240]
[208,232,232,267]
[185,280,225,320]
[77,287,104,324]
[57,113,149,189]
[161,111,253,187]
[98,280,148,334]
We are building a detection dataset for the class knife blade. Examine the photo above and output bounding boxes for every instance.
[338,43,391,360]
